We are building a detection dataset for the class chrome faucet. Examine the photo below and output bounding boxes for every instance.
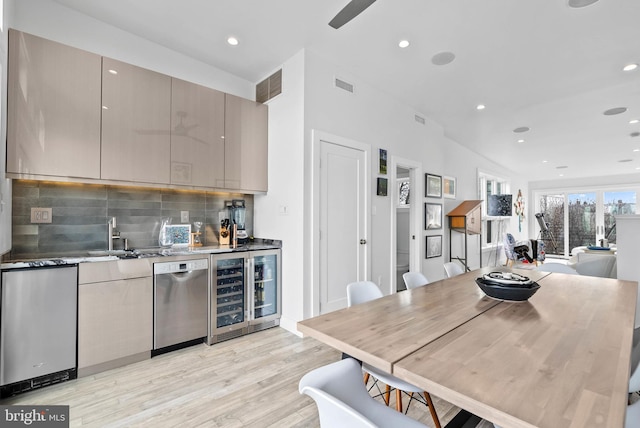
[108,217,120,251]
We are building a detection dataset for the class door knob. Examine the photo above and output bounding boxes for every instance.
[360,239,367,245]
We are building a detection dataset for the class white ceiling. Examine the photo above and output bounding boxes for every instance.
[51,0,640,182]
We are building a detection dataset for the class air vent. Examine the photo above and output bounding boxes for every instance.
[414,114,426,125]
[334,77,354,94]
[256,69,282,103]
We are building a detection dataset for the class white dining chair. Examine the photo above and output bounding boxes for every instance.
[346,281,442,428]
[402,271,429,289]
[299,358,427,428]
[444,262,464,278]
[535,263,578,275]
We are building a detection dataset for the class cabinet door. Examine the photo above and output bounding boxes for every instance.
[78,277,153,369]
[224,94,268,192]
[7,30,101,178]
[101,58,171,184]
[171,78,225,187]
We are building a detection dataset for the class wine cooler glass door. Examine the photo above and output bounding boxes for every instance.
[253,254,278,319]
[214,256,246,329]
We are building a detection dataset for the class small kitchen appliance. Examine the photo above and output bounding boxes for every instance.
[227,199,248,245]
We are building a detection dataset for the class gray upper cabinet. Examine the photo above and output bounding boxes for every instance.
[224,94,268,192]
[101,58,171,184]
[7,29,102,179]
[170,78,225,187]
[6,31,268,192]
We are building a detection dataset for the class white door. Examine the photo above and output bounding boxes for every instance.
[319,139,367,314]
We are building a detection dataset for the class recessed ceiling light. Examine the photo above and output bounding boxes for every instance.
[636,167,640,170]
[633,149,640,152]
[476,104,486,110]
[227,36,239,46]
[431,51,456,66]
[517,139,525,143]
[623,63,638,72]
[513,126,530,133]
[559,174,565,177]
[630,119,640,124]
[108,69,118,75]
[568,0,599,8]
[542,160,548,163]
[603,107,627,116]
[398,40,410,48]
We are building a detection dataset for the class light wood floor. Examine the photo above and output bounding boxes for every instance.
[1,327,491,427]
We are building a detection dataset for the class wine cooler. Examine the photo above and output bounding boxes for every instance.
[209,249,281,344]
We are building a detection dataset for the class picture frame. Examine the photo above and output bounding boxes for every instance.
[376,177,388,196]
[425,203,442,230]
[165,224,192,247]
[425,173,442,198]
[426,235,442,259]
[379,148,387,175]
[443,176,456,199]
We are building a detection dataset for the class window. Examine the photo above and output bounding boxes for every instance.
[535,187,637,256]
[478,170,510,247]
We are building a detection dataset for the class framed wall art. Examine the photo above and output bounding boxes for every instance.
[376,177,388,196]
[443,176,456,199]
[379,148,387,175]
[425,203,442,230]
[425,173,442,198]
[426,235,442,259]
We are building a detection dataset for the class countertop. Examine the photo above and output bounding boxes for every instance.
[0,239,281,270]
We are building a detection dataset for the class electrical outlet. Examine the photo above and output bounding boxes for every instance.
[31,207,52,223]
[181,211,189,223]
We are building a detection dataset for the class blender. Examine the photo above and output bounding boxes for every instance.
[227,199,248,245]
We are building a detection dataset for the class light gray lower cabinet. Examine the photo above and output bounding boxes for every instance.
[78,266,152,376]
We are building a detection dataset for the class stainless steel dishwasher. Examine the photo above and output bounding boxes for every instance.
[153,259,209,354]
[1,265,78,397]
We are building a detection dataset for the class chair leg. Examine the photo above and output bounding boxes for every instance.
[396,388,403,412]
[363,372,370,385]
[384,384,391,406]
[423,391,442,428]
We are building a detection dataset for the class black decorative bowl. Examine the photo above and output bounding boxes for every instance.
[475,272,540,301]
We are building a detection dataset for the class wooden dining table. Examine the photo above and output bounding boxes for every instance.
[297,267,638,428]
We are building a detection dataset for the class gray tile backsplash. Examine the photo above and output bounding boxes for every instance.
[7,180,253,258]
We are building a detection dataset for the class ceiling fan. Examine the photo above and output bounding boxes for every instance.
[329,0,377,29]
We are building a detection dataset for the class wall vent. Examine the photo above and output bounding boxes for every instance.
[334,77,354,94]
[414,114,426,125]
[256,69,282,103]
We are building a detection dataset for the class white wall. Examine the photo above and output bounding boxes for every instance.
[10,0,253,99]
[253,51,306,333]
[303,50,449,297]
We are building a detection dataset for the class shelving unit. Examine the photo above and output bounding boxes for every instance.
[447,200,483,272]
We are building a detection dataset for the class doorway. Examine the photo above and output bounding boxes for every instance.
[311,130,370,315]
[390,156,422,293]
